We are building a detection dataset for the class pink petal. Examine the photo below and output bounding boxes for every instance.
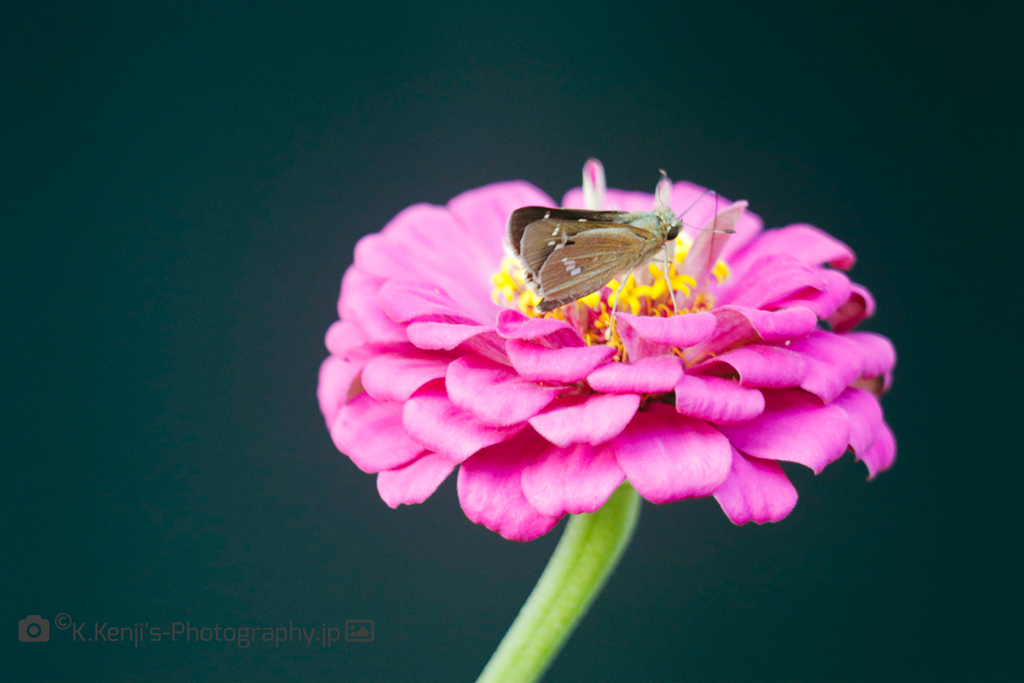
[402,381,526,463]
[831,387,884,456]
[406,322,510,364]
[612,403,732,504]
[674,374,765,424]
[713,449,798,524]
[586,355,683,393]
[338,267,407,343]
[457,428,561,541]
[769,268,852,319]
[521,442,625,517]
[448,180,556,272]
[859,421,896,479]
[717,254,827,310]
[826,283,877,333]
[446,354,561,426]
[507,339,616,383]
[678,200,747,303]
[683,305,819,363]
[691,345,807,389]
[354,203,498,323]
[731,223,856,272]
[378,280,478,325]
[786,331,866,404]
[529,393,641,447]
[361,350,453,402]
[317,342,388,423]
[495,309,584,347]
[330,393,426,473]
[377,452,456,508]
[717,389,851,474]
[616,311,716,348]
[845,332,897,378]
[324,320,367,356]
[406,321,492,349]
[317,356,360,425]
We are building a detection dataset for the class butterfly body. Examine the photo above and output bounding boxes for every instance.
[506,206,682,312]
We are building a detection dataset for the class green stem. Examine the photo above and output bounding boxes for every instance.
[475,482,642,683]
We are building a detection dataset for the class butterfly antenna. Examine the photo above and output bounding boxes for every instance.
[677,188,714,220]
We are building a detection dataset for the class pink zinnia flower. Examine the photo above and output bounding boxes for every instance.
[317,161,896,541]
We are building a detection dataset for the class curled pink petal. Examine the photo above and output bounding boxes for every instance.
[529,393,641,447]
[317,356,360,426]
[859,421,896,479]
[406,322,509,364]
[717,389,850,474]
[827,282,877,333]
[324,320,367,356]
[496,309,584,346]
[832,387,884,456]
[586,355,683,394]
[457,428,561,541]
[786,331,866,404]
[769,268,852,319]
[674,374,765,424]
[691,345,807,389]
[582,158,606,210]
[845,332,897,378]
[713,448,798,524]
[446,354,561,426]
[612,403,732,504]
[402,381,526,463]
[507,339,616,383]
[616,311,716,348]
[361,350,453,402]
[331,393,426,473]
[377,452,456,508]
[521,442,625,517]
[684,305,819,363]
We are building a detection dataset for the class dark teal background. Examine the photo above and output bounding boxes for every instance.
[3,2,1020,681]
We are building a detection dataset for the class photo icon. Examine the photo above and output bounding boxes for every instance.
[19,615,49,642]
[345,620,373,642]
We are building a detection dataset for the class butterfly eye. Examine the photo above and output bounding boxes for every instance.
[666,222,680,240]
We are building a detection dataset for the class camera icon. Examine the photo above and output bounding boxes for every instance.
[19,615,50,642]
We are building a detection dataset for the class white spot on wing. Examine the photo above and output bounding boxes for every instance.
[570,267,582,276]
[543,212,550,219]
[578,218,587,222]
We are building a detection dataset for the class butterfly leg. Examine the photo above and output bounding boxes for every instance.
[661,244,678,315]
[607,276,631,359]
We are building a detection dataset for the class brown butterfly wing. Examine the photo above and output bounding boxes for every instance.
[534,227,649,311]
[506,207,627,259]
